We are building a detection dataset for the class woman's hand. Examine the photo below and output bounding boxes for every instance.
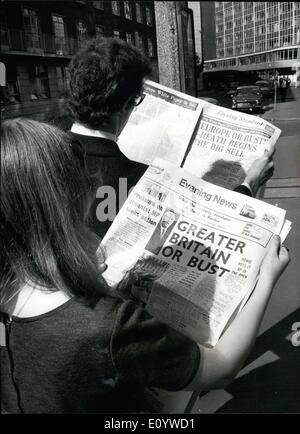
[98,263,108,274]
[260,235,290,285]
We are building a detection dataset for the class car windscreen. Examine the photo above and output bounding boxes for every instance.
[236,88,261,96]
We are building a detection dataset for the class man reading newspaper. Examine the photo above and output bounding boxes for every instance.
[68,39,274,242]
[118,80,279,193]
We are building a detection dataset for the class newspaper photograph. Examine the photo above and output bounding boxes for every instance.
[118,80,204,166]
[183,102,282,189]
[118,80,281,190]
[99,159,290,347]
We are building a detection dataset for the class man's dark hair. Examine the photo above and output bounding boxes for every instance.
[68,37,152,128]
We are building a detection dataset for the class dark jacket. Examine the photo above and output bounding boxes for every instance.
[70,132,147,239]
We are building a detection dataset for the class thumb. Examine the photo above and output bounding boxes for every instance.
[264,147,275,159]
[98,263,108,274]
[268,235,281,256]
[278,244,290,262]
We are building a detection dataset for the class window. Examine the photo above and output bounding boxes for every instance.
[113,29,121,39]
[0,15,9,47]
[7,81,20,102]
[135,32,143,50]
[136,2,143,23]
[93,1,104,10]
[52,15,65,38]
[77,20,87,41]
[126,32,134,45]
[124,1,132,20]
[56,66,69,97]
[226,20,233,30]
[28,64,50,100]
[23,8,41,50]
[145,7,152,26]
[23,8,39,34]
[147,38,154,57]
[56,66,67,97]
[52,15,66,55]
[95,24,105,37]
[0,63,20,104]
[112,1,120,16]
[1,79,20,104]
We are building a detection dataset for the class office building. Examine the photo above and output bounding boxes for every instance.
[201,2,300,86]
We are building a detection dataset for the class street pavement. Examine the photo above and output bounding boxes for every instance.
[190,86,300,414]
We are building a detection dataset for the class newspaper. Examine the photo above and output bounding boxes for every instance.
[118,80,205,166]
[99,159,291,347]
[183,103,281,189]
[118,80,281,189]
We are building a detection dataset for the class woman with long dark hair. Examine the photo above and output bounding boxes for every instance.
[0,118,290,413]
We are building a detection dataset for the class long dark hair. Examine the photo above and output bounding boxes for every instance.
[0,118,108,307]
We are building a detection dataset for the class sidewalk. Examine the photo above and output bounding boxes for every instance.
[262,86,300,121]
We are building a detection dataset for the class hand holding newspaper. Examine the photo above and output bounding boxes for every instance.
[98,159,291,347]
[118,80,281,189]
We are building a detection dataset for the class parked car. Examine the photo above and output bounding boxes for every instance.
[255,80,274,97]
[232,86,264,112]
[226,81,239,98]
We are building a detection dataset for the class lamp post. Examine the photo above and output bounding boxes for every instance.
[273,69,279,111]
[269,64,278,111]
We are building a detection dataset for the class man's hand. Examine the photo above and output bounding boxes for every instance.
[244,149,275,197]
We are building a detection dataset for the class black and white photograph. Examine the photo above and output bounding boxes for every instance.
[0,1,299,417]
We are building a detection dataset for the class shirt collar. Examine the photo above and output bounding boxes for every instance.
[71,123,117,143]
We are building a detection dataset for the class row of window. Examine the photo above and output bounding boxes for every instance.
[217,22,297,37]
[215,2,299,14]
[215,2,300,28]
[216,31,300,57]
[2,28,155,105]
[205,47,299,71]
[217,25,296,43]
[215,2,300,58]
[1,1,153,43]
[1,64,71,104]
[217,18,298,30]
[3,8,88,45]
[111,1,153,26]
[113,30,154,57]
[74,1,154,26]
[1,6,156,57]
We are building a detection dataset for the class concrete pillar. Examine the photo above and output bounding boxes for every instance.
[154,1,182,91]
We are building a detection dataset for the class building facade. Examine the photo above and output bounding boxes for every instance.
[201,2,300,87]
[1,1,157,121]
